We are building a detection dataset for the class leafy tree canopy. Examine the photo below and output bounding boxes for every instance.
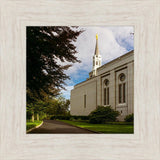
[27,26,83,103]
[27,96,70,116]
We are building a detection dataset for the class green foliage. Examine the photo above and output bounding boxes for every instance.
[71,116,89,120]
[45,97,70,115]
[27,26,83,103]
[89,106,120,124]
[69,117,75,121]
[50,115,71,120]
[60,120,134,134]
[50,115,89,121]
[124,114,134,122]
[26,120,42,131]
[26,96,70,120]
[27,110,32,120]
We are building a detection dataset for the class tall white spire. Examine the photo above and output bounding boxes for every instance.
[95,34,99,56]
[92,34,102,76]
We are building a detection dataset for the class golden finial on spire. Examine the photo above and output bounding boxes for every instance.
[96,34,98,40]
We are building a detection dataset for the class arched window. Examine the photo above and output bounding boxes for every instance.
[118,73,126,103]
[104,79,109,105]
[119,73,126,81]
[104,79,109,86]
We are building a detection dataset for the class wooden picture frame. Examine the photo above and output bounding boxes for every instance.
[0,0,160,159]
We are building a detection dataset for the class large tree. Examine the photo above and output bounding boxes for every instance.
[27,26,83,103]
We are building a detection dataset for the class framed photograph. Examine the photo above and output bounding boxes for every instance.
[0,0,159,159]
[26,26,134,134]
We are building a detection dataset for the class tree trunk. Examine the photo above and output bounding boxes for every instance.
[32,113,34,122]
[37,113,39,121]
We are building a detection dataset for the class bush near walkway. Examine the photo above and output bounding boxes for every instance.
[89,106,120,124]
[124,114,134,122]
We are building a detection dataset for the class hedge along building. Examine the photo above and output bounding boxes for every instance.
[70,34,134,121]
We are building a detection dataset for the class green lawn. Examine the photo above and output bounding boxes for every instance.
[26,120,42,131]
[60,120,134,134]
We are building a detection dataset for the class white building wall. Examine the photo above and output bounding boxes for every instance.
[97,76,102,106]
[70,80,97,116]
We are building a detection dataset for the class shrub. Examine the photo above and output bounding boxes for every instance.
[50,115,71,120]
[50,115,89,121]
[71,116,89,120]
[69,117,76,121]
[89,106,120,124]
[124,114,134,122]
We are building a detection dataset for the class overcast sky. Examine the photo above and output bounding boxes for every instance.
[61,26,134,99]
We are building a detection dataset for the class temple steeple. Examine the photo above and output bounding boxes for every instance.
[89,34,102,78]
[95,34,99,56]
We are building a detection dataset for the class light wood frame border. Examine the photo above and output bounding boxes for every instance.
[0,0,160,159]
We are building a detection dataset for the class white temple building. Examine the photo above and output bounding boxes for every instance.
[70,34,134,121]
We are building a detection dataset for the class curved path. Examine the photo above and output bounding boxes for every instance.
[28,120,95,134]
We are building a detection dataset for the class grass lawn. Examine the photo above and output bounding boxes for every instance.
[60,120,134,134]
[26,120,42,131]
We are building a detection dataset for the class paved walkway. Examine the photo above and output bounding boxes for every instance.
[28,120,95,134]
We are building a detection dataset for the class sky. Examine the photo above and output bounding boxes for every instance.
[60,26,134,99]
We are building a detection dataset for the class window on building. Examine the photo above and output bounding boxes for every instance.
[96,61,98,65]
[119,84,122,103]
[119,83,126,103]
[84,95,86,108]
[104,79,109,86]
[123,83,126,103]
[104,79,110,105]
[119,73,125,81]
[104,88,106,105]
[107,87,109,105]
[118,73,126,104]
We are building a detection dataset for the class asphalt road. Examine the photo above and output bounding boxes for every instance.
[28,120,96,134]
